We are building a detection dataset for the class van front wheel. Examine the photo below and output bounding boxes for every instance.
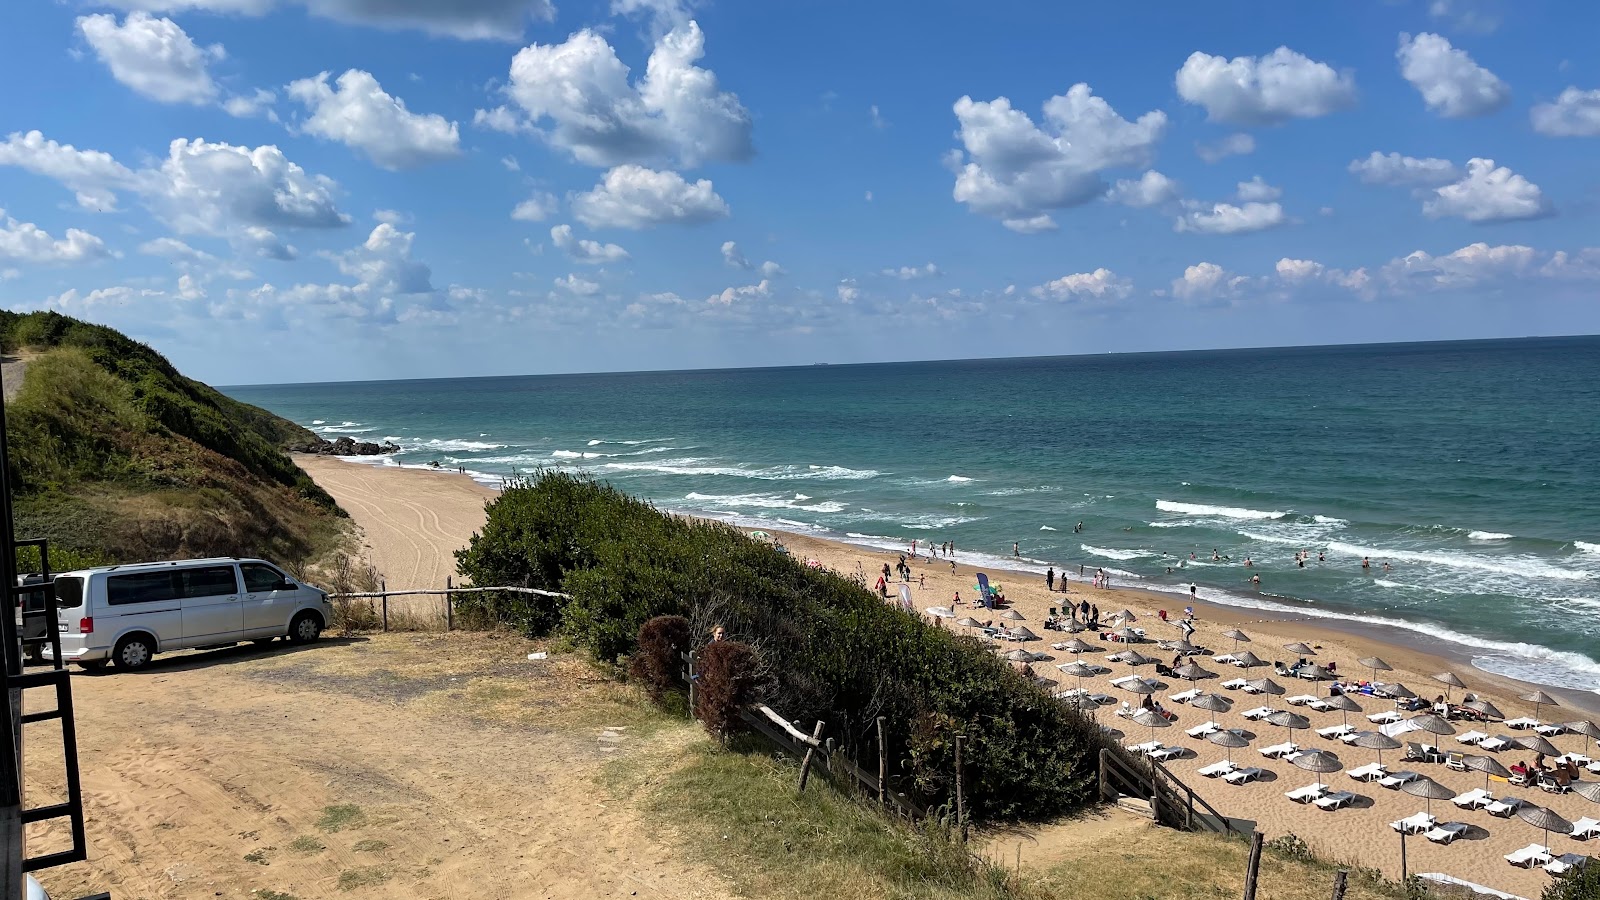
[289,612,322,644]
[113,635,155,671]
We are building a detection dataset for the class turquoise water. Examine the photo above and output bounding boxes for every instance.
[224,337,1600,693]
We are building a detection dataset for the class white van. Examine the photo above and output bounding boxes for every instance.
[47,558,334,671]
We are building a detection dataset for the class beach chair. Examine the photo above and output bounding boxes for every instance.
[1212,653,1240,665]
[1391,812,1436,834]
[1505,716,1539,730]
[1169,688,1201,704]
[1314,790,1357,811]
[1546,854,1591,876]
[1260,742,1300,759]
[1451,788,1492,809]
[1368,711,1402,725]
[1286,694,1318,706]
[1198,760,1236,778]
[1476,734,1511,752]
[1455,730,1488,745]
[1241,682,1267,695]
[1588,759,1600,775]
[1286,784,1327,803]
[1187,722,1220,739]
[1317,724,1356,740]
[1242,706,1274,721]
[1537,774,1572,795]
[1379,770,1421,790]
[1088,693,1115,706]
[1223,767,1264,785]
[1221,678,1248,689]
[1347,762,1387,782]
[1505,844,1552,868]
[1560,752,1594,766]
[1486,796,1526,818]
[1306,698,1334,712]
[1404,742,1444,764]
[1148,745,1184,762]
[1425,822,1469,845]
[1130,740,1162,755]
[1109,674,1141,688]
[1445,752,1468,771]
[1535,722,1567,737]
[1571,817,1600,841]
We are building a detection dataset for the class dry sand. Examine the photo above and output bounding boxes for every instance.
[303,457,1600,900]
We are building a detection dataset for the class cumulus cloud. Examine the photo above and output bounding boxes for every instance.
[1397,32,1509,118]
[1174,201,1287,235]
[148,138,351,237]
[1530,88,1600,137]
[1170,261,1253,302]
[1428,0,1500,34]
[478,21,752,168]
[720,240,748,269]
[1348,151,1461,186]
[1108,170,1179,208]
[1195,132,1254,163]
[708,278,771,305]
[224,88,277,120]
[1381,241,1537,289]
[511,191,559,222]
[332,223,433,294]
[551,223,629,263]
[554,273,602,295]
[99,0,555,41]
[0,130,139,210]
[287,70,460,169]
[1423,158,1551,223]
[836,278,859,304]
[1175,47,1355,125]
[570,165,728,229]
[881,263,941,280]
[1029,268,1131,301]
[1273,257,1371,296]
[611,0,697,35]
[77,12,222,105]
[947,83,1166,231]
[0,211,111,264]
[1235,176,1282,202]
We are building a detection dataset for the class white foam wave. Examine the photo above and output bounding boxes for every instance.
[1238,530,1304,546]
[311,419,325,425]
[1156,500,1286,520]
[1325,541,1594,582]
[1040,525,1057,531]
[587,439,602,446]
[1468,531,1513,541]
[947,475,974,483]
[683,491,846,514]
[1313,515,1348,525]
[1147,522,1186,529]
[899,515,984,530]
[1577,541,1600,555]
[1080,544,1154,561]
[600,458,879,481]
[983,486,1060,497]
[793,494,811,501]
[415,438,507,452]
[551,450,607,459]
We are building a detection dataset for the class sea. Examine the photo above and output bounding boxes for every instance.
[223,336,1600,695]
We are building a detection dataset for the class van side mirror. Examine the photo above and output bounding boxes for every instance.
[277,580,296,591]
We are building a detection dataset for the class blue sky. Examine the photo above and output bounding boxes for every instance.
[2,0,1598,384]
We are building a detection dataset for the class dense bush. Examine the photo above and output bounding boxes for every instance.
[1545,863,1600,900]
[693,640,761,739]
[455,471,1124,821]
[631,615,692,702]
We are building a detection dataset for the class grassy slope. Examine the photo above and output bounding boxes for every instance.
[1,310,344,570]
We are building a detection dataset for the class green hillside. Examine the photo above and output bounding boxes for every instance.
[0,311,344,571]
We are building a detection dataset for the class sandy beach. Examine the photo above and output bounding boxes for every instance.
[301,456,1600,900]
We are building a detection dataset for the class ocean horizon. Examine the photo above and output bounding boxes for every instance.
[225,335,1600,695]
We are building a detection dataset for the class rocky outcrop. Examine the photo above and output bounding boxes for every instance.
[290,436,401,457]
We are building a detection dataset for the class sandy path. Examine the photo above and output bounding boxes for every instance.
[296,455,497,590]
[2,352,32,401]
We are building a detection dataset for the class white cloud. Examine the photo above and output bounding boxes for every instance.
[610,0,697,35]
[139,236,211,262]
[720,240,748,269]
[223,88,277,119]
[554,273,602,295]
[948,84,1166,230]
[708,278,770,305]
[511,191,559,221]
[147,138,351,236]
[1195,132,1254,163]
[570,165,728,229]
[1108,170,1179,208]
[1396,32,1509,118]
[1423,158,1550,223]
[0,130,138,211]
[100,0,555,41]
[1235,176,1282,202]
[551,224,629,263]
[864,190,873,202]
[1175,47,1356,125]
[332,223,433,294]
[1428,0,1500,34]
[76,12,222,105]
[1273,257,1371,296]
[1530,88,1600,137]
[1174,201,1287,235]
[758,260,784,278]
[501,155,521,171]
[1029,268,1131,301]
[881,263,941,280]
[836,278,859,304]
[287,70,460,169]
[1540,248,1600,280]
[0,211,111,264]
[44,285,161,313]
[1348,151,1461,186]
[480,21,752,168]
[869,104,887,129]
[1171,261,1252,301]
[1381,241,1537,289]
[239,225,297,260]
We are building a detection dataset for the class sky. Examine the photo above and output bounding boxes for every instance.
[1,0,1598,385]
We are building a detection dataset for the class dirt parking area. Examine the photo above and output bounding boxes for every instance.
[26,632,730,900]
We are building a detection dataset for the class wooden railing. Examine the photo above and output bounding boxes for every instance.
[1099,748,1239,836]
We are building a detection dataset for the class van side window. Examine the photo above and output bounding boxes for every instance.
[241,564,285,593]
[180,566,239,598]
[107,572,178,606]
[53,576,85,610]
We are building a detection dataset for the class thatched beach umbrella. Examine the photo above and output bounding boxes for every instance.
[1060,694,1101,712]
[1001,608,1026,621]
[1118,627,1142,643]
[1121,678,1160,696]
[1011,626,1040,642]
[1400,775,1457,817]
[1174,663,1219,687]
[1381,683,1418,700]
[1465,698,1505,721]
[1165,640,1201,656]
[1118,650,1156,667]
[1284,642,1316,656]
[1516,804,1573,850]
[1563,720,1600,758]
[1222,628,1252,653]
[1247,678,1287,709]
[1462,755,1511,793]
[1349,731,1403,766]
[1359,656,1394,682]
[1115,609,1137,623]
[1574,781,1600,805]
[1290,749,1343,792]
[956,616,983,629]
[1005,649,1036,662]
[1192,692,1233,730]
[1267,710,1312,747]
[1297,665,1334,682]
[1434,671,1467,702]
[1519,689,1560,724]
[1325,693,1363,730]
[1058,661,1098,696]
[1233,650,1266,669]
[1130,708,1172,747]
[1060,619,1087,634]
[1059,638,1098,655]
[1514,734,1561,757]
[1408,714,1457,737]
[1208,728,1250,766]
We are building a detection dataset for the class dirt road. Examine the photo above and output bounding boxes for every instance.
[30,632,730,900]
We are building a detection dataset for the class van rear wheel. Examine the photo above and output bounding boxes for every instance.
[289,612,322,644]
[112,635,155,671]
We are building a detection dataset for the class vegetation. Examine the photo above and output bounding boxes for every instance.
[455,471,1123,822]
[1545,863,1600,900]
[0,311,344,568]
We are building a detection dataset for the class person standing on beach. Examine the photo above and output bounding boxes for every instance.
[1045,567,1055,591]
[949,559,957,575]
[1013,542,1020,558]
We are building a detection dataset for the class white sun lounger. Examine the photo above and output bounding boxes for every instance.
[1505,844,1552,868]
[1109,674,1142,688]
[1241,682,1270,694]
[1306,698,1336,712]
[1455,730,1488,745]
[1212,654,1240,665]
[1223,767,1264,785]
[1221,678,1248,690]
[1486,797,1526,818]
[1452,788,1492,809]
[1505,717,1539,730]
[1367,710,1402,724]
[1317,724,1356,740]
[1286,784,1327,803]
[1169,688,1202,704]
[1535,723,1567,737]
[1187,722,1221,739]
[1198,760,1237,778]
[1588,759,1600,775]
[1547,853,1591,876]
[1260,742,1300,759]
[1379,770,1421,790]
[1477,734,1512,752]
[1391,812,1436,834]
[1572,817,1600,840]
[1148,745,1184,762]
[1559,752,1594,766]
[1315,790,1357,811]
[1242,706,1274,721]
[1286,694,1318,706]
[1425,822,1469,845]
[1347,763,1387,782]
[1130,740,1162,755]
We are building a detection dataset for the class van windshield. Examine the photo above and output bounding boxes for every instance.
[54,576,84,610]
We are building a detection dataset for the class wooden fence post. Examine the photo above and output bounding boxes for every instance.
[1098,748,1108,801]
[876,717,887,806]
[1399,830,1407,883]
[1329,869,1348,900]
[445,576,453,631]
[955,734,967,842]
[797,720,826,793]
[380,579,388,632]
[1242,830,1263,900]
[686,651,697,717]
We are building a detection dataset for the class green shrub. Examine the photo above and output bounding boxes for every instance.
[630,615,691,702]
[1545,863,1600,900]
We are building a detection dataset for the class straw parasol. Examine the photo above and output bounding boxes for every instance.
[1563,720,1600,758]
[1000,608,1026,621]
[1011,626,1040,642]
[1005,649,1037,662]
[1060,619,1087,634]
[1233,650,1266,669]
[1359,656,1394,682]
[1173,663,1218,687]
[1519,689,1560,724]
[1267,710,1312,747]
[1349,730,1403,766]
[1324,693,1363,730]
[1297,665,1334,682]
[1433,671,1467,702]
[1121,678,1160,696]
[1058,661,1098,696]
[1115,609,1137,623]
[1059,638,1098,654]
[1461,754,1510,793]
[1130,708,1172,747]
[1191,692,1233,731]
[1290,749,1343,792]
[956,616,984,629]
[1465,698,1505,721]
[1060,694,1101,712]
[1222,628,1252,652]
[1117,627,1142,643]
[1514,734,1561,757]
[1208,729,1250,766]
[1284,642,1316,656]
[1118,650,1156,667]
[1400,775,1457,817]
[1247,678,1287,706]
[1516,804,1573,850]
[1381,683,1418,700]
[1165,640,1201,656]
[1574,782,1600,805]
[1408,714,1457,737]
